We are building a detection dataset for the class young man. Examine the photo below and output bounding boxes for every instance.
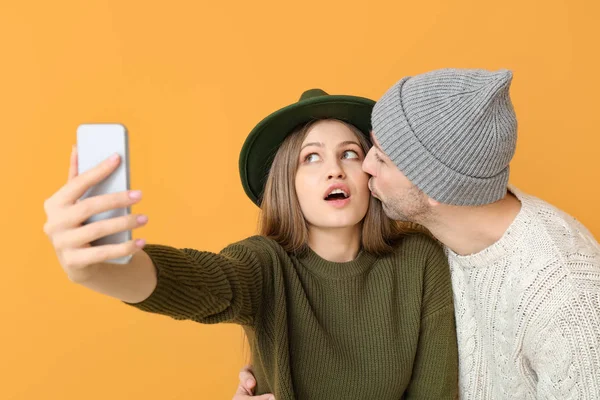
[235,68,600,399]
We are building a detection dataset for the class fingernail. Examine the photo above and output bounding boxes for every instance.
[135,239,146,247]
[129,190,142,200]
[246,379,254,387]
[109,153,120,162]
[136,215,148,224]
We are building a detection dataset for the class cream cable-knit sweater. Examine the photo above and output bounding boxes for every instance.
[447,187,600,399]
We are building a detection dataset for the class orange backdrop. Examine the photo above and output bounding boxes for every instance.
[1,0,599,399]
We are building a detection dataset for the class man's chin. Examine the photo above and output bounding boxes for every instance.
[381,202,407,222]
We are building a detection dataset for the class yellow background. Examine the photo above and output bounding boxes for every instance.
[1,0,599,399]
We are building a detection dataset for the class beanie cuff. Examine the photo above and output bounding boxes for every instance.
[372,78,509,206]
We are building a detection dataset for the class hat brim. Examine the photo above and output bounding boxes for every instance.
[239,95,375,206]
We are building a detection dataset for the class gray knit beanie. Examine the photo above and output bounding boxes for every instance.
[372,68,517,206]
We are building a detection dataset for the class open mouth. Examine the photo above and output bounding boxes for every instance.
[323,185,352,209]
[325,189,349,201]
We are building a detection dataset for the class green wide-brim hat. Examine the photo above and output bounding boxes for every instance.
[239,88,375,206]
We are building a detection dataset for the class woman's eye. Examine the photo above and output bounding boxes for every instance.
[305,153,321,163]
[343,150,359,160]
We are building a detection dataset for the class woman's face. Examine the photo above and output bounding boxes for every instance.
[295,120,371,231]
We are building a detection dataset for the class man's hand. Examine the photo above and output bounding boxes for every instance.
[232,365,274,400]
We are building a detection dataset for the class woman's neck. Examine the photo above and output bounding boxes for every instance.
[307,225,362,262]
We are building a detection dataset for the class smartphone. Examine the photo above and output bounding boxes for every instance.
[77,123,132,264]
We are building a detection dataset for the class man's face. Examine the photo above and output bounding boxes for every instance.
[362,131,431,222]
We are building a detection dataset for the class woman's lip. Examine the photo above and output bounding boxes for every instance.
[325,197,351,208]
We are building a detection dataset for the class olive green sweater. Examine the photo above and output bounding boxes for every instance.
[127,233,458,399]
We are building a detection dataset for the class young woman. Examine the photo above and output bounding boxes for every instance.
[43,89,458,399]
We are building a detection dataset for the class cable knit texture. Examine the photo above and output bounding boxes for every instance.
[126,233,458,399]
[447,186,600,399]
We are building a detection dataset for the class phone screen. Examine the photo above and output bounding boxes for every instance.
[77,123,132,264]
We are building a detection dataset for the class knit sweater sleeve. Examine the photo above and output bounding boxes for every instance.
[124,236,272,326]
[529,287,600,399]
[405,236,459,399]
